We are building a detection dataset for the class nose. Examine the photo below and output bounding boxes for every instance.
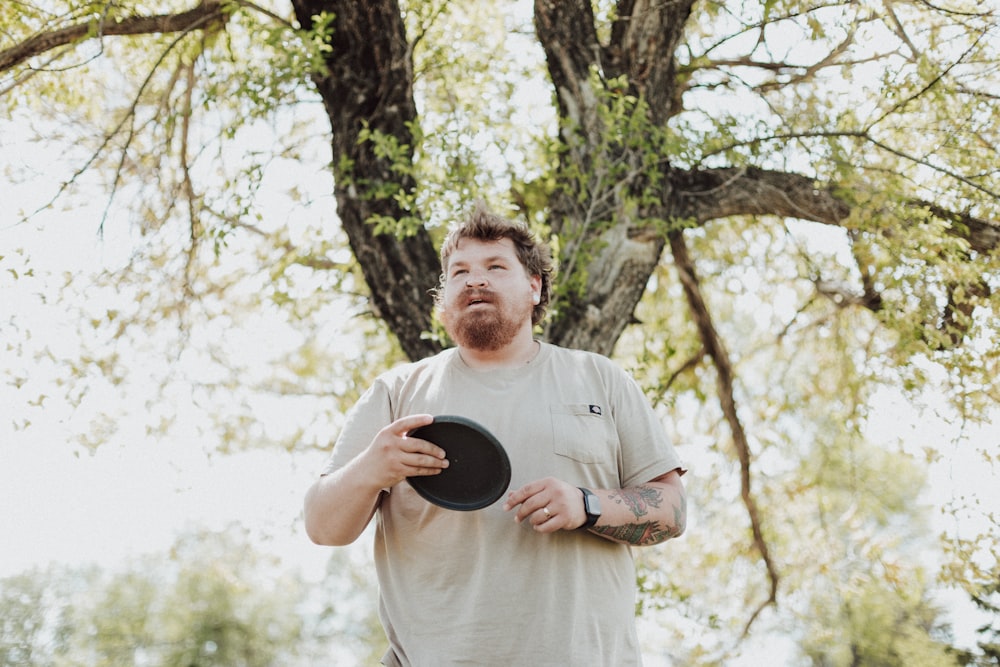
[465,271,488,287]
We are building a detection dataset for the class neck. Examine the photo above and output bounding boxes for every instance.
[457,332,540,370]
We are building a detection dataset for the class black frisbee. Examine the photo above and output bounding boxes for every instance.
[406,415,511,511]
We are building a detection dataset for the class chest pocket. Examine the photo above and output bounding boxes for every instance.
[549,403,617,464]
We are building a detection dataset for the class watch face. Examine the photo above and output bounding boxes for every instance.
[580,488,601,528]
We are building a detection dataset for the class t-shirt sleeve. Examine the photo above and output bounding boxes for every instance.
[609,363,687,488]
[319,379,394,477]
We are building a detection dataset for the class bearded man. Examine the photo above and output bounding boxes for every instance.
[304,202,687,666]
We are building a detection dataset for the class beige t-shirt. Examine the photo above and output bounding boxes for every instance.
[324,342,685,667]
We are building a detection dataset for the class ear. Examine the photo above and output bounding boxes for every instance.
[530,274,542,304]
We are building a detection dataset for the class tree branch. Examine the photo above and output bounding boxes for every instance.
[532,0,603,140]
[667,165,851,227]
[668,229,780,635]
[0,1,227,73]
[658,165,999,255]
[917,200,1000,256]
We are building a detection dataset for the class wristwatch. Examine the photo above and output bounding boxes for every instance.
[578,487,601,528]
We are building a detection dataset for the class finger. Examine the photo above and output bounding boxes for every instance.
[407,463,448,476]
[502,480,545,511]
[402,436,449,460]
[528,506,565,533]
[395,415,449,459]
[532,506,553,525]
[515,495,552,524]
[502,490,532,515]
[392,413,435,437]
[503,495,533,521]
[404,451,450,473]
[366,415,441,481]
[533,509,561,533]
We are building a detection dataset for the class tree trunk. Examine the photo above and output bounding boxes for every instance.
[534,0,694,355]
[290,0,442,361]
[282,0,996,360]
[0,0,996,360]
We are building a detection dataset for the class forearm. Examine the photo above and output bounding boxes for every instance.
[303,457,384,546]
[304,413,448,546]
[589,473,686,546]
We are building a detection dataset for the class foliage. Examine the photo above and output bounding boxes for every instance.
[0,565,74,666]
[943,510,1000,666]
[0,526,381,667]
[800,575,959,667]
[2,0,1000,664]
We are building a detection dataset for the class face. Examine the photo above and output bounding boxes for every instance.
[439,238,542,351]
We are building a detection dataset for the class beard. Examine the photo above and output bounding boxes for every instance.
[442,290,529,352]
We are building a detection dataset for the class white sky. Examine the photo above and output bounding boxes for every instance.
[0,187,329,580]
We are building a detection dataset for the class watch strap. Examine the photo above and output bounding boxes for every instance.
[578,487,601,528]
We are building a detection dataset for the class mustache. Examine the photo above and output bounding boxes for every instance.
[462,288,496,303]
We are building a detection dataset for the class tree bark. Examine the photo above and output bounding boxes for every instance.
[534,0,696,355]
[289,0,442,361]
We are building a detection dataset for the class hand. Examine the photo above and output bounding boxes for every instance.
[358,414,449,489]
[502,477,586,533]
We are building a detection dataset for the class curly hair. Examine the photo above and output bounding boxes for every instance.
[436,201,554,326]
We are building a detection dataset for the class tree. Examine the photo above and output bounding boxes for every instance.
[0,567,67,666]
[3,0,998,660]
[800,576,960,667]
[0,526,380,666]
[946,521,1000,666]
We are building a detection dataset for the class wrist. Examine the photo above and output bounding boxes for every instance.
[578,487,601,529]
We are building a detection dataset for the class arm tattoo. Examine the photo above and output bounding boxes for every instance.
[593,486,686,546]
[592,521,679,546]
[612,486,663,520]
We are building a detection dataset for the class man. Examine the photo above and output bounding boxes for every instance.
[304,203,686,666]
